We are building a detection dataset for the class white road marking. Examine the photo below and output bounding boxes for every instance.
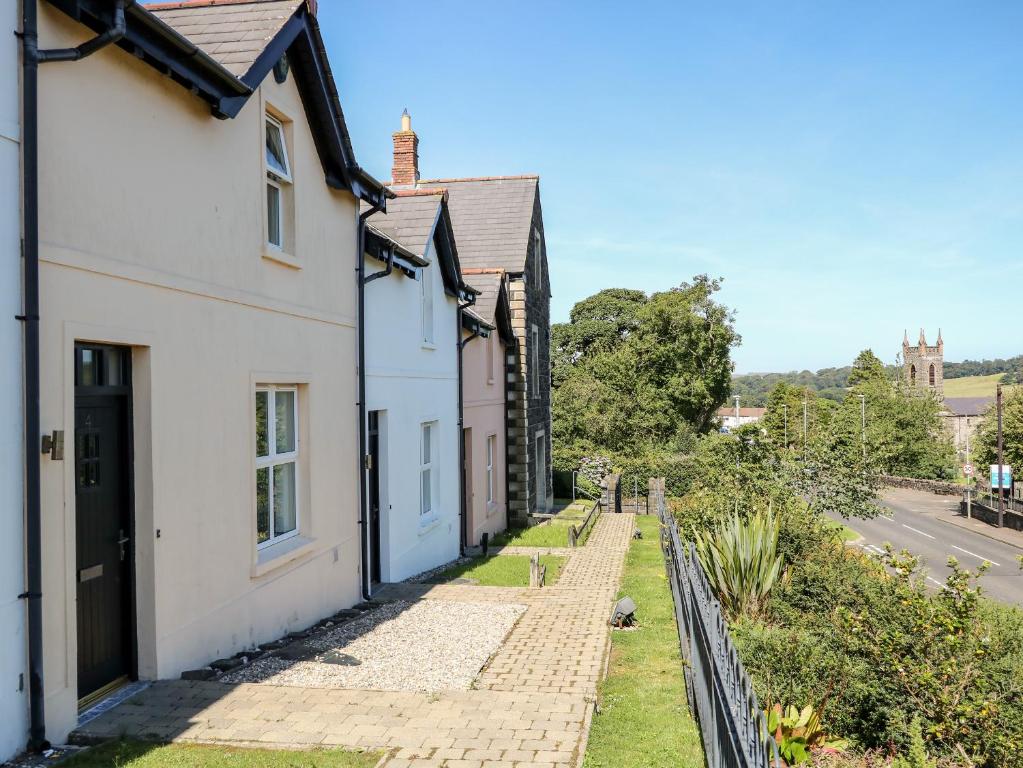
[865,544,885,555]
[951,545,1001,567]
[901,524,935,540]
[926,575,950,591]
[876,515,893,522]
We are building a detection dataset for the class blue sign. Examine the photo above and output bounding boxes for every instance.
[990,464,1013,489]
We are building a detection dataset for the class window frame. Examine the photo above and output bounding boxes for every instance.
[533,228,543,291]
[486,332,495,384]
[265,114,292,183]
[531,324,539,399]
[486,434,496,504]
[535,432,546,512]
[255,385,300,550]
[420,421,437,522]
[420,265,435,345]
[266,177,284,249]
[265,114,292,251]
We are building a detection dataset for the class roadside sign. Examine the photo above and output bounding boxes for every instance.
[963,463,974,477]
[990,464,1013,489]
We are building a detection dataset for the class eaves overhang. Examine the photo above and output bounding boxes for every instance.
[44,0,390,207]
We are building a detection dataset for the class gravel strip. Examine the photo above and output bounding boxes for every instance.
[220,599,526,691]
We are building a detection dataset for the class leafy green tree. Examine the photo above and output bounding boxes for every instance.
[760,383,834,452]
[552,276,738,489]
[848,349,887,386]
[976,389,1023,472]
[551,288,646,387]
[849,379,954,480]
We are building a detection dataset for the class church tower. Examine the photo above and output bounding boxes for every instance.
[902,329,944,397]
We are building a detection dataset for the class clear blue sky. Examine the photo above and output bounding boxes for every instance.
[322,1,1023,374]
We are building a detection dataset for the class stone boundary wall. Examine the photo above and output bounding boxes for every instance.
[960,499,1023,533]
[880,474,963,496]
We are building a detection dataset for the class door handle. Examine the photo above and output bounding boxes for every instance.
[117,530,130,561]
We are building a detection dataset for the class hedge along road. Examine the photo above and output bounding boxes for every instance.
[828,486,1023,606]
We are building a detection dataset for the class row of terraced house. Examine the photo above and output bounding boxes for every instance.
[1,0,553,757]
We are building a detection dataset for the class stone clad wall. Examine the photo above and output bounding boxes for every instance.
[505,193,552,525]
[880,474,962,496]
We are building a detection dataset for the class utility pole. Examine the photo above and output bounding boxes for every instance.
[965,416,971,520]
[782,404,788,449]
[858,394,866,462]
[734,395,740,428]
[997,384,1004,528]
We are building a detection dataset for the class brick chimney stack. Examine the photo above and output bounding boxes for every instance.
[391,109,419,185]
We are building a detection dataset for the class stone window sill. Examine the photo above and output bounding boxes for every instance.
[252,535,317,578]
[262,246,301,270]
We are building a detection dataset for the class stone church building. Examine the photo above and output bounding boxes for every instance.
[902,329,992,462]
[902,329,944,396]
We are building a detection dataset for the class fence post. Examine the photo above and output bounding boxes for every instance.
[602,474,622,513]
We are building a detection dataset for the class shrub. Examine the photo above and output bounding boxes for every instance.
[692,509,786,620]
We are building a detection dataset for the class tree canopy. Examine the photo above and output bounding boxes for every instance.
[976,389,1023,472]
[552,276,738,490]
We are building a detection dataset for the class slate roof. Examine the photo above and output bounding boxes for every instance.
[464,271,503,326]
[362,191,444,257]
[146,0,301,78]
[409,176,539,273]
[943,397,994,416]
[462,307,493,331]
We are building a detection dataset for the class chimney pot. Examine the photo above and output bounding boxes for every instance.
[392,109,419,185]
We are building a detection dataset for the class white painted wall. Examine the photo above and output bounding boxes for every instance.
[0,1,27,760]
[37,7,363,743]
[365,243,460,583]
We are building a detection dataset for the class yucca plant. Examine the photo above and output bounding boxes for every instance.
[692,509,786,620]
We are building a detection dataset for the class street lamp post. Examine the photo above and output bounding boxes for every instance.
[734,395,741,428]
[997,384,1004,528]
[802,397,808,461]
[965,416,971,520]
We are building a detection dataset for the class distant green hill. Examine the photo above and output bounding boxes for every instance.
[944,374,1020,398]
[733,355,1022,406]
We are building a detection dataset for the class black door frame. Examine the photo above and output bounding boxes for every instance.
[74,342,138,703]
[367,410,382,584]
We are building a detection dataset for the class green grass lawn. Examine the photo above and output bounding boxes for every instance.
[944,373,1019,398]
[62,740,379,768]
[491,522,572,548]
[429,553,565,586]
[825,519,861,543]
[583,515,704,768]
[491,501,598,548]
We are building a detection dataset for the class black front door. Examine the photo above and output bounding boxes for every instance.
[74,343,135,702]
[368,411,382,583]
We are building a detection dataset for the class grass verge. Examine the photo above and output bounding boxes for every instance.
[491,501,598,548]
[429,553,565,586]
[583,515,704,768]
[825,519,861,543]
[62,740,380,767]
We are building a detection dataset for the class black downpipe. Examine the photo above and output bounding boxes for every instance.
[456,297,477,553]
[356,205,383,600]
[19,0,126,751]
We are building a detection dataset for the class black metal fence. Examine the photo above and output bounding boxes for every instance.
[654,484,781,768]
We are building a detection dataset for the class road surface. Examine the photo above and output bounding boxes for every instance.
[830,487,1023,606]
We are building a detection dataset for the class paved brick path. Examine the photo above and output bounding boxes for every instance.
[74,514,636,768]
